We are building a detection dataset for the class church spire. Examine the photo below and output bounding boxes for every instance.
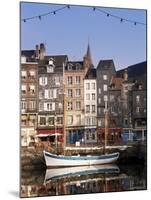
[84,42,93,69]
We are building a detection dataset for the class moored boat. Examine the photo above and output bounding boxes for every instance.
[43,151,119,167]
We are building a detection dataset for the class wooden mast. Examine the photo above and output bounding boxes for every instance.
[104,100,108,154]
[63,62,66,155]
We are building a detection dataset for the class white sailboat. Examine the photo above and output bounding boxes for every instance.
[43,98,120,167]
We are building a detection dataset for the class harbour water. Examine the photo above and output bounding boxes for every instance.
[21,163,147,198]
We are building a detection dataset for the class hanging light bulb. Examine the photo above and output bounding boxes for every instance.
[67,5,70,9]
[93,7,96,11]
[134,22,137,25]
[23,19,26,23]
[120,18,123,22]
[107,13,109,17]
[38,16,41,20]
[53,11,56,15]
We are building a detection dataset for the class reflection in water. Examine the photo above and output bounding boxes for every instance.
[21,164,146,198]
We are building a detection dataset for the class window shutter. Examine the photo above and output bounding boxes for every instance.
[45,90,48,99]
[45,77,48,85]
[44,103,47,111]
[52,103,55,111]
[53,89,57,98]
[39,77,42,85]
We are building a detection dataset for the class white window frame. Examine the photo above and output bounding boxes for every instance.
[103,75,107,80]
[103,84,108,91]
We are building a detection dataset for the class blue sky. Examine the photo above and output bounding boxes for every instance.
[21,2,146,70]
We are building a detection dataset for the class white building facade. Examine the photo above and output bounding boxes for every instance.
[84,69,97,144]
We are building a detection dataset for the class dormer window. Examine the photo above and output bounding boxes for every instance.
[47,58,55,73]
[76,63,81,70]
[47,66,54,73]
[68,63,73,70]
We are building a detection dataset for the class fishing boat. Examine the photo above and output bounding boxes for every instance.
[44,164,120,182]
[43,151,119,167]
[43,98,120,167]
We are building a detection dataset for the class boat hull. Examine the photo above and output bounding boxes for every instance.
[43,151,119,167]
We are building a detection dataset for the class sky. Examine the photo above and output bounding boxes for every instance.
[21,2,146,70]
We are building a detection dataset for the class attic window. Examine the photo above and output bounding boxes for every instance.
[76,63,81,70]
[49,58,54,65]
[68,63,73,70]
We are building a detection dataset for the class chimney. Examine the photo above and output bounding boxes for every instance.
[124,69,128,81]
[39,43,45,60]
[35,44,39,59]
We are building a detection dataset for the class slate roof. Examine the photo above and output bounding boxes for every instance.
[65,61,84,71]
[38,55,68,74]
[97,59,115,71]
[21,50,35,58]
[85,68,96,79]
[117,61,147,89]
[117,61,147,80]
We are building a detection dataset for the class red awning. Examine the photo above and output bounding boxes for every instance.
[37,129,63,135]
[97,128,123,132]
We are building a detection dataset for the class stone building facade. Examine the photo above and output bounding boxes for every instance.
[37,55,68,146]
[21,54,38,147]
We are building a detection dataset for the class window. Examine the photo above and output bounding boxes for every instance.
[92,105,95,113]
[67,115,73,125]
[91,83,95,90]
[47,117,54,125]
[29,70,35,78]
[29,101,36,110]
[67,102,73,110]
[98,119,102,126]
[99,88,101,94]
[86,117,91,125]
[110,95,114,101]
[86,93,90,100]
[86,83,90,90]
[76,101,81,110]
[58,103,63,110]
[67,76,73,85]
[98,98,101,104]
[92,133,95,140]
[39,77,47,86]
[39,91,43,99]
[45,89,56,99]
[68,89,73,97]
[39,103,43,111]
[21,85,26,94]
[21,101,27,110]
[40,117,46,125]
[98,107,101,114]
[136,95,140,103]
[76,76,80,84]
[76,115,81,125]
[47,66,54,73]
[29,85,35,94]
[103,75,107,80]
[54,76,60,86]
[21,71,27,79]
[92,93,95,100]
[92,117,96,125]
[86,105,90,113]
[136,107,140,113]
[124,119,128,125]
[57,117,63,125]
[76,89,81,97]
[103,84,108,91]
[104,95,108,101]
[44,102,55,111]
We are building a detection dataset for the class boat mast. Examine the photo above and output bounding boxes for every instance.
[63,62,66,155]
[104,100,108,154]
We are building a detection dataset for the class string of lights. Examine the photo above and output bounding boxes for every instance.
[21,4,146,26]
